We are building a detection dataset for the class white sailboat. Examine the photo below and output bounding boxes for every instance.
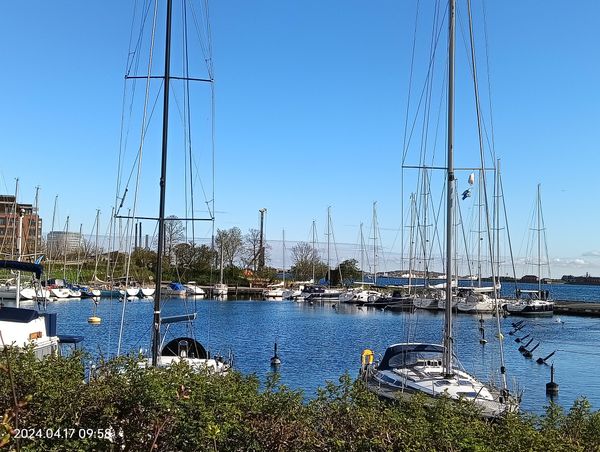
[361,1,519,418]
[213,243,228,298]
[505,184,554,316]
[113,0,228,373]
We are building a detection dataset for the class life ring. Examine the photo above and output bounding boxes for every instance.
[361,349,374,366]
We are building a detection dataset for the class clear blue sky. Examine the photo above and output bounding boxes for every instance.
[1,1,599,277]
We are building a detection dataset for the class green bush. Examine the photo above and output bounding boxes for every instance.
[1,349,599,451]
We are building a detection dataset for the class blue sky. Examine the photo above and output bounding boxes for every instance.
[1,1,599,277]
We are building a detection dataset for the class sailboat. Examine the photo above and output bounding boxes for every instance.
[114,0,228,373]
[213,242,228,298]
[360,0,519,418]
[505,184,554,316]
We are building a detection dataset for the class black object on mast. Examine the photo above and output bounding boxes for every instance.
[152,0,173,367]
[444,0,456,378]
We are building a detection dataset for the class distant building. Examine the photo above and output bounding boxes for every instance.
[46,231,83,255]
[520,274,539,283]
[0,195,42,259]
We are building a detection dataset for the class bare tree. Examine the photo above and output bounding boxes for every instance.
[164,215,184,262]
[215,227,244,268]
[290,241,325,281]
[242,228,271,271]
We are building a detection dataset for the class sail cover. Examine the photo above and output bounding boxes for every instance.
[0,260,43,279]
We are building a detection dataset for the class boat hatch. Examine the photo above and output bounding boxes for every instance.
[380,373,401,386]
[434,380,452,387]
[456,391,479,398]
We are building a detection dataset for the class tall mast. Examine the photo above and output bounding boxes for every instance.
[282,229,286,285]
[372,201,377,285]
[360,223,365,284]
[48,195,58,279]
[311,220,316,282]
[16,209,23,308]
[152,0,173,367]
[63,216,69,281]
[444,0,456,378]
[537,183,541,293]
[327,206,331,286]
[33,186,40,261]
[93,209,100,280]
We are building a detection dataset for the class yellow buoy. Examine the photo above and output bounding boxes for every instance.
[88,316,102,325]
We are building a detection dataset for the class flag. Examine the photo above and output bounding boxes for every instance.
[468,172,475,185]
[461,189,472,200]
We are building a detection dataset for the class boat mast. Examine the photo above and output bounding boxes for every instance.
[16,208,23,309]
[63,216,69,281]
[282,229,286,285]
[327,206,331,286]
[360,222,365,284]
[444,0,456,378]
[33,186,39,262]
[311,220,316,282]
[152,0,173,367]
[537,183,541,294]
[372,201,377,285]
[93,209,100,280]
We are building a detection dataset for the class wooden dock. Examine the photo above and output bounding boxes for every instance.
[555,301,600,317]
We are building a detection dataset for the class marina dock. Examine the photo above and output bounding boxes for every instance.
[555,301,600,317]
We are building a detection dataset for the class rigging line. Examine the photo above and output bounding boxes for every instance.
[417,0,442,171]
[401,0,420,160]
[119,0,160,357]
[126,0,154,76]
[467,0,507,392]
[116,0,150,206]
[116,83,164,218]
[456,190,474,280]
[481,0,497,158]
[539,189,552,279]
[401,3,448,166]
[458,2,496,164]
[187,0,214,79]
[182,0,197,244]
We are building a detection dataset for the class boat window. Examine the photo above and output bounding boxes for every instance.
[456,391,479,398]
[381,374,400,385]
[458,379,472,386]
[434,380,451,387]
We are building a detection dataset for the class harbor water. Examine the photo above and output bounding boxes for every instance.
[42,283,600,415]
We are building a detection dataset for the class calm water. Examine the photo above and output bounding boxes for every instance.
[41,283,600,415]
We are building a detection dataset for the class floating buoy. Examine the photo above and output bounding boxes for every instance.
[546,363,559,397]
[88,316,102,325]
[270,342,281,367]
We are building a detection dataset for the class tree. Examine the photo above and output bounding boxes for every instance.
[173,243,215,279]
[215,227,243,268]
[164,216,185,262]
[290,241,326,281]
[331,258,361,286]
[242,228,271,272]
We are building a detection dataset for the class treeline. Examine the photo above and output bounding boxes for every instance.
[1,349,600,451]
[35,223,365,287]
